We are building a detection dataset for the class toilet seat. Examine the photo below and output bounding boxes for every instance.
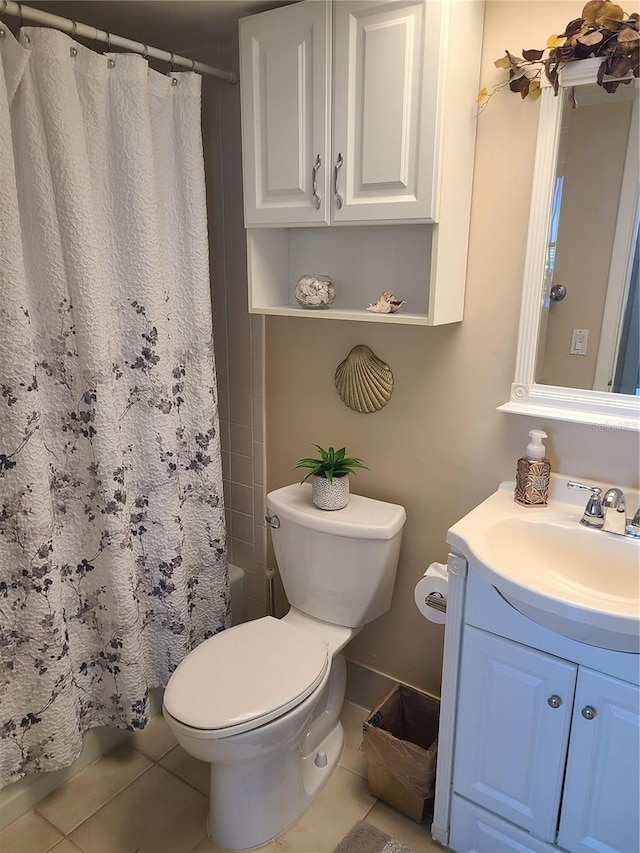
[163,616,329,737]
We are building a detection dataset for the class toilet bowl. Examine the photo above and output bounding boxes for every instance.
[163,484,406,850]
[164,612,351,849]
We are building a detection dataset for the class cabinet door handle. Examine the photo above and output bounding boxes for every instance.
[547,694,562,709]
[334,152,344,209]
[312,154,322,210]
[581,705,597,720]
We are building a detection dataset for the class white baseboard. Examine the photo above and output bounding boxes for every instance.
[345,660,398,711]
[345,659,441,711]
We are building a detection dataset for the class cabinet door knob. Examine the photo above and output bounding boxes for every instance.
[312,154,322,209]
[334,153,344,209]
[581,705,597,720]
[547,694,562,709]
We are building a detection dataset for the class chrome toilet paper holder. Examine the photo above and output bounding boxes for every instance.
[424,591,447,613]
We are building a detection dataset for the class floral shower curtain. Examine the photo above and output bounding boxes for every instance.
[0,27,228,788]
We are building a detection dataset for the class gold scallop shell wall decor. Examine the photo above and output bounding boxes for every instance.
[334,345,394,414]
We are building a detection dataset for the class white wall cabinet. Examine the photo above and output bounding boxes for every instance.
[331,1,442,224]
[240,0,442,227]
[239,1,331,226]
[239,0,483,325]
[440,570,640,853]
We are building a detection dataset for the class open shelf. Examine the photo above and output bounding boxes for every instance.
[247,224,433,323]
[254,305,431,324]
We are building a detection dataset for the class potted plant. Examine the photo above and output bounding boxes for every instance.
[296,445,369,510]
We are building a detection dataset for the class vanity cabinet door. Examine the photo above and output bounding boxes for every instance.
[239,1,331,226]
[331,0,442,223]
[453,627,576,842]
[557,668,640,853]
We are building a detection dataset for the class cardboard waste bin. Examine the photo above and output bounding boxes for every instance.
[362,684,439,822]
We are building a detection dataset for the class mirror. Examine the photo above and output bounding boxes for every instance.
[500,58,640,430]
[537,83,638,393]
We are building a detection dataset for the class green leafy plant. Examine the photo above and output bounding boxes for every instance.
[477,0,639,111]
[296,445,369,484]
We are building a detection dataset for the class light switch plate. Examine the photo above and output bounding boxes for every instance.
[570,328,589,356]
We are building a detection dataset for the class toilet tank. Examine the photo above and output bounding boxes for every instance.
[266,484,406,628]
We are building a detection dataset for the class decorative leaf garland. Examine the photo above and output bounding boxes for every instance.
[478,0,639,111]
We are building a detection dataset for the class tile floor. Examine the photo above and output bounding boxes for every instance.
[0,704,442,853]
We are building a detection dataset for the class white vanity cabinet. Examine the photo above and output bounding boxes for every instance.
[435,565,640,853]
[557,668,640,853]
[453,628,576,842]
[239,0,483,325]
[452,626,640,853]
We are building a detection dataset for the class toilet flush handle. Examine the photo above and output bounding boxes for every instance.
[265,514,280,529]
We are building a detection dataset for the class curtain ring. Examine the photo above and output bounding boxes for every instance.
[191,59,196,73]
[17,2,23,27]
[71,20,77,37]
[142,43,149,60]
[106,33,115,67]
[168,52,175,74]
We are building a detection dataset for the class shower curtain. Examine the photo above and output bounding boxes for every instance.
[0,27,228,788]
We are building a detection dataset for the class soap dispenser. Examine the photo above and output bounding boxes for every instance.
[514,430,551,506]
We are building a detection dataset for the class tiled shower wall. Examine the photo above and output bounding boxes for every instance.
[198,40,268,620]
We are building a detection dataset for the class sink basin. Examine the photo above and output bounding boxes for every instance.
[447,476,640,653]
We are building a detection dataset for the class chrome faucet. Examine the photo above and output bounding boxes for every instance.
[567,481,640,538]
[567,481,604,528]
[602,488,626,536]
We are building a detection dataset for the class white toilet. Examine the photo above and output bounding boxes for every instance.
[163,483,406,850]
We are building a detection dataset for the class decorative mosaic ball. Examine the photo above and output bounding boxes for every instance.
[295,275,335,309]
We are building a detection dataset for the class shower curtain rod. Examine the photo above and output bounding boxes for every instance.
[0,0,238,83]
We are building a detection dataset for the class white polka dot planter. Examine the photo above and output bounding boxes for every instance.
[311,474,349,510]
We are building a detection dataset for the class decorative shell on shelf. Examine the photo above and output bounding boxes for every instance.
[334,345,394,414]
[366,291,406,314]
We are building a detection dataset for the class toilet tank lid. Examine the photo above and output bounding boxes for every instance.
[267,484,406,539]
